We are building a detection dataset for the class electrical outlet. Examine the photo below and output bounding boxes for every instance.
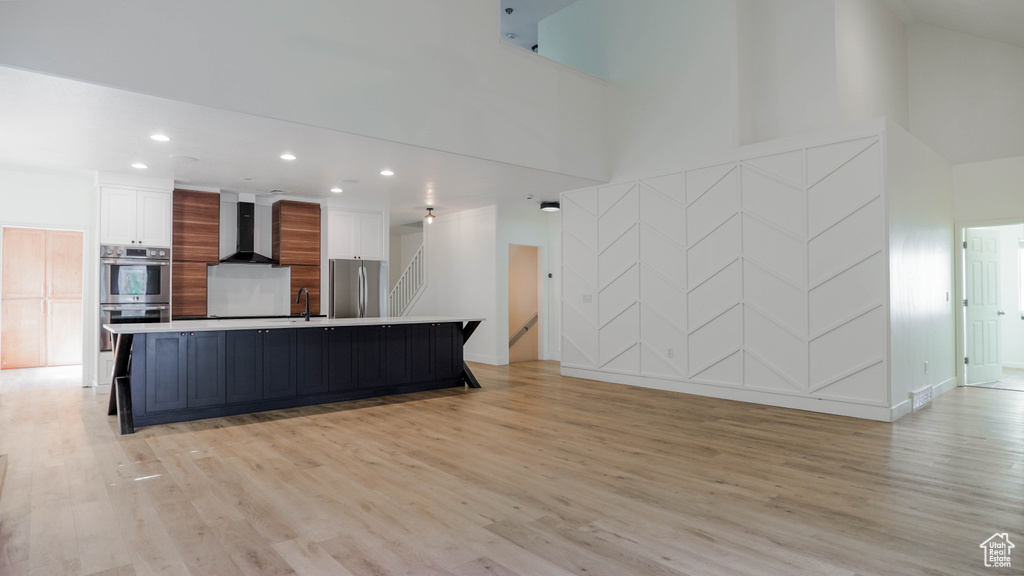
[582,294,593,304]
[924,360,928,374]
[667,348,674,358]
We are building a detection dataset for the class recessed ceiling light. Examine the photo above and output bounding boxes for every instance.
[380,169,394,176]
[280,154,296,161]
[150,134,170,142]
[131,162,148,169]
[331,187,343,193]
[242,177,255,182]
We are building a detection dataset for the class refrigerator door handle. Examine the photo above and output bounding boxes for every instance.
[357,264,366,318]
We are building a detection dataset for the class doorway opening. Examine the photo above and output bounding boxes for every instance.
[962,223,1024,391]
[508,244,540,363]
[1,226,84,371]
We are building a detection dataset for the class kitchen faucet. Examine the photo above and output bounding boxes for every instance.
[295,287,310,321]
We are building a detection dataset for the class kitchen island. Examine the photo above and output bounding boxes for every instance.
[104,317,483,434]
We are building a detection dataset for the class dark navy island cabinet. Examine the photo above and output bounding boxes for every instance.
[128,322,468,429]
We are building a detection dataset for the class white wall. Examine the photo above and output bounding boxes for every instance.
[885,121,955,418]
[952,156,1024,223]
[407,206,499,364]
[0,165,97,385]
[561,121,923,421]
[908,23,1024,164]
[835,0,909,129]
[0,0,608,181]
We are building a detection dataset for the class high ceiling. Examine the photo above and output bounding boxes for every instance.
[499,0,579,52]
[0,66,600,228]
[882,0,1024,48]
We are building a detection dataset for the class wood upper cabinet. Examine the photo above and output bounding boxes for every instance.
[272,200,321,266]
[172,262,209,318]
[173,189,220,263]
[289,265,320,316]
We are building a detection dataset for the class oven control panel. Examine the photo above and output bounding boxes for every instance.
[101,245,170,260]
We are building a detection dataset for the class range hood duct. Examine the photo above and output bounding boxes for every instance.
[219,202,278,264]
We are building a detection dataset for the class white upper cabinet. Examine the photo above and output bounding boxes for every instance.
[326,208,383,260]
[100,186,171,247]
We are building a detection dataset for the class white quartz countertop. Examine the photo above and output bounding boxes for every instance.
[103,316,484,335]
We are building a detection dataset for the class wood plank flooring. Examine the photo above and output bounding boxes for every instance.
[1,362,1021,576]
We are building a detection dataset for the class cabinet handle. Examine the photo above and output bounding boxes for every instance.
[180,332,185,336]
[190,332,195,336]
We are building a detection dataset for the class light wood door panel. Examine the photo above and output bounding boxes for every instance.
[1,298,45,369]
[2,227,47,298]
[48,230,84,299]
[47,299,83,366]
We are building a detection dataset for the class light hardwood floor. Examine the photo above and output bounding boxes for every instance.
[0,362,1021,576]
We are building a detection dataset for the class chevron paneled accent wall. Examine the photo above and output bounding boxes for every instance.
[562,128,895,420]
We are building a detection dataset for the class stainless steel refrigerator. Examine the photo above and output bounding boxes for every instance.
[329,259,387,318]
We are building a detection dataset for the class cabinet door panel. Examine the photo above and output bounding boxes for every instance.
[172,262,208,318]
[173,189,220,262]
[408,324,434,382]
[188,331,226,407]
[289,265,321,316]
[1,299,45,369]
[434,323,462,381]
[327,327,356,392]
[327,210,357,259]
[146,333,187,412]
[138,190,172,247]
[226,330,263,403]
[357,213,383,260]
[47,299,82,366]
[384,324,411,385]
[273,201,321,266]
[101,187,138,245]
[47,230,84,299]
[355,326,385,389]
[2,227,47,298]
[263,329,297,399]
[296,328,328,395]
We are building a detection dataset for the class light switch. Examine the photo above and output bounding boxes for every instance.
[582,294,593,304]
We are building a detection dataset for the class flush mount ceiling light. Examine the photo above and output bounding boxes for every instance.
[280,153,296,161]
[424,207,435,224]
[540,201,560,212]
[150,134,170,142]
[131,162,148,169]
[330,187,343,193]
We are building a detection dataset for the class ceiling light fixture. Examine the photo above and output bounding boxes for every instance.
[380,169,394,176]
[331,187,343,193]
[131,162,148,169]
[280,153,296,161]
[540,201,560,212]
[150,134,170,142]
[424,207,435,224]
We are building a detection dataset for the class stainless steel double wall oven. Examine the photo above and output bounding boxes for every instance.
[99,244,171,351]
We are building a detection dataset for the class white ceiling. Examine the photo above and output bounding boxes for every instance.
[882,0,1024,48]
[0,66,600,228]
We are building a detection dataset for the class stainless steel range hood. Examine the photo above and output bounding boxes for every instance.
[219,202,278,264]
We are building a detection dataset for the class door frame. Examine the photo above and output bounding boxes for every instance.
[955,218,1024,387]
[507,243,544,363]
[0,224,89,374]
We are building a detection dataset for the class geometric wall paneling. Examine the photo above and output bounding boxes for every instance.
[687,259,741,331]
[640,303,686,378]
[603,340,641,375]
[741,166,805,237]
[808,252,885,339]
[641,264,686,331]
[806,136,878,188]
[562,304,599,368]
[691,350,744,387]
[598,182,637,217]
[686,167,739,247]
[598,187,639,253]
[640,224,685,290]
[809,306,886,393]
[744,306,807,391]
[812,361,887,405]
[807,198,884,288]
[599,264,640,326]
[688,304,743,380]
[686,162,736,206]
[742,149,804,187]
[640,172,685,205]
[745,351,804,394]
[562,231,598,288]
[599,226,640,289]
[600,302,640,372]
[742,213,807,288]
[563,265,599,327]
[687,215,741,290]
[562,192,599,249]
[807,140,882,237]
[743,260,807,338]
[564,187,599,216]
[639,183,686,246]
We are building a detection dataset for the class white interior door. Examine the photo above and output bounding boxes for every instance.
[965,228,1003,384]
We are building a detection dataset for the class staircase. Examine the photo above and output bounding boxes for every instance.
[388,242,426,317]
[509,313,539,348]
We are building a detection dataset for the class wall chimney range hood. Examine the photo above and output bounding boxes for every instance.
[220,202,278,264]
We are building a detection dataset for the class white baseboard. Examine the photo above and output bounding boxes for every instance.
[933,377,956,397]
[1003,362,1024,369]
[890,399,913,421]
[561,366,893,421]
[95,384,111,394]
[464,353,501,365]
